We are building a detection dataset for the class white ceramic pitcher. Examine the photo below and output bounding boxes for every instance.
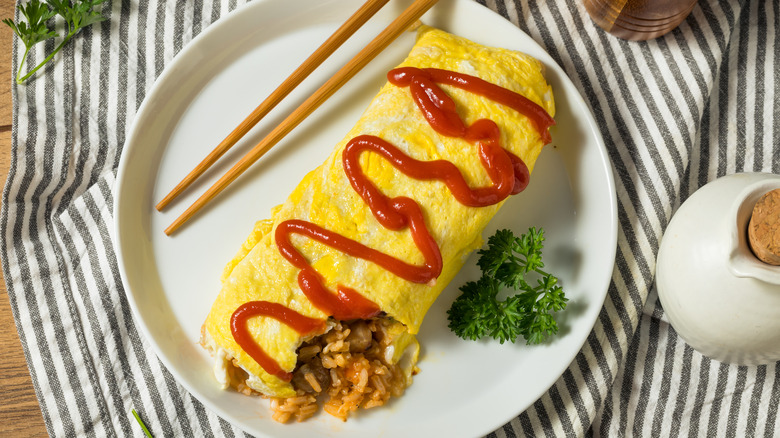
[656,172,780,366]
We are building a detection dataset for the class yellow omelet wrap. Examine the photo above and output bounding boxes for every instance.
[202,26,555,399]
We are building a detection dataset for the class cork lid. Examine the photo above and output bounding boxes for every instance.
[748,188,780,265]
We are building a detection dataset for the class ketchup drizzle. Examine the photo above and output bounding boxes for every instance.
[230,301,326,381]
[231,67,554,381]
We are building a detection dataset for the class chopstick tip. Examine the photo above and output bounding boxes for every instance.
[156,191,177,211]
[164,218,182,236]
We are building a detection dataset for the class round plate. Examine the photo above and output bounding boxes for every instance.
[114,0,617,436]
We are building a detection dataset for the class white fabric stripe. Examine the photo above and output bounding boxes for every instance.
[67,24,101,207]
[758,1,776,171]
[747,366,768,437]
[95,4,122,174]
[74,204,136,436]
[764,365,780,437]
[701,48,723,180]
[7,230,64,434]
[53,191,134,436]
[666,29,709,112]
[568,352,597,430]
[546,385,572,436]
[720,5,742,175]
[124,1,141,121]
[774,0,780,174]
[57,33,119,434]
[498,0,520,27]
[138,0,155,102]
[551,376,581,435]
[648,305,677,435]
[670,343,696,438]
[742,1,760,170]
[703,1,733,51]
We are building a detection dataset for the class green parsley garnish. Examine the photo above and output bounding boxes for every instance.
[447,228,568,345]
[3,0,107,84]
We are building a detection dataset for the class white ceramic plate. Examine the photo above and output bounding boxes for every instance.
[114,0,617,436]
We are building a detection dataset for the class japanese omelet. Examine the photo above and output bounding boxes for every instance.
[201,25,555,402]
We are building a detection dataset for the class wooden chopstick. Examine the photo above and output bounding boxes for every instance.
[156,0,392,211]
[165,0,439,235]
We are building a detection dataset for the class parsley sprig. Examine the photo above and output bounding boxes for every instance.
[3,0,107,84]
[447,228,568,345]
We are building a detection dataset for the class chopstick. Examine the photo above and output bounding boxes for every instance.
[156,0,392,211]
[164,0,439,235]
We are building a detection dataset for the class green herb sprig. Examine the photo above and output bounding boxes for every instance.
[3,0,107,84]
[447,228,568,345]
[131,409,154,438]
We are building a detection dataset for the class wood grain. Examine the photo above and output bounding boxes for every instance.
[1,0,11,125]
[0,0,48,436]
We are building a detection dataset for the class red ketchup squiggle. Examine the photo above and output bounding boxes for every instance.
[231,67,555,381]
[230,301,326,381]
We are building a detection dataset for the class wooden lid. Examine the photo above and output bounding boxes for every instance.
[748,188,780,265]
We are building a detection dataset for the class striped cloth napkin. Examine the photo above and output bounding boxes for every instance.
[2,0,778,436]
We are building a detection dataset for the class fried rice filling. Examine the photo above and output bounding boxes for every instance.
[210,318,417,423]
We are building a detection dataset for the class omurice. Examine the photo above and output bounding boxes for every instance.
[200,25,555,422]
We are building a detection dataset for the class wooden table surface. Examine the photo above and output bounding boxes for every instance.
[0,0,49,436]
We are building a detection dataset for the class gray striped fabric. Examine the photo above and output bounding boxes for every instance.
[2,0,778,436]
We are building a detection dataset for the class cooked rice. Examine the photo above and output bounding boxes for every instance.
[304,372,322,393]
[291,318,411,422]
[324,319,409,421]
[211,318,413,423]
